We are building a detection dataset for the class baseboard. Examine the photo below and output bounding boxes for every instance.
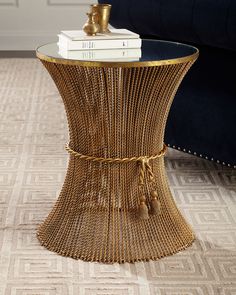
[0,51,35,57]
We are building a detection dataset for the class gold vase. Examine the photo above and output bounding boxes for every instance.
[83,12,100,36]
[91,4,111,34]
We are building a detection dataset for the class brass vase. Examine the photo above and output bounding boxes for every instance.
[83,12,100,36]
[91,4,112,33]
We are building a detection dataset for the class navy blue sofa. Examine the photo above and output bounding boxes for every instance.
[98,0,236,168]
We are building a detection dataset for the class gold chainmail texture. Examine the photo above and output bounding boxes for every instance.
[37,58,197,263]
[65,143,167,220]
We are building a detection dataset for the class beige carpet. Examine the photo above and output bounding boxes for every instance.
[0,58,236,295]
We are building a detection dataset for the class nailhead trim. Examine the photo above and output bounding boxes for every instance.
[167,144,236,169]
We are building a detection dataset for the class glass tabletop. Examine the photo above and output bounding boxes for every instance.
[36,39,198,67]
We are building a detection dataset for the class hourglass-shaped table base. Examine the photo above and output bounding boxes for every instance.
[36,56,197,263]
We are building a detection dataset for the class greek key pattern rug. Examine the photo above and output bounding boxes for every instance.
[0,59,236,295]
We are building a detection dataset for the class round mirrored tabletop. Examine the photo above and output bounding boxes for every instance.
[36,39,199,67]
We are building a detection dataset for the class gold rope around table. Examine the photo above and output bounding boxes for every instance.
[65,143,167,220]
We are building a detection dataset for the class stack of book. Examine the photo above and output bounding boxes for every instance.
[57,29,142,61]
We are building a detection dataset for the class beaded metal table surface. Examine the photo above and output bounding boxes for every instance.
[36,40,199,263]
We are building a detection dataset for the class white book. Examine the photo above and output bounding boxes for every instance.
[58,48,142,61]
[61,28,139,41]
[58,34,142,51]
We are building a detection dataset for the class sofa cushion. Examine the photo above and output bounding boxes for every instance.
[165,45,236,165]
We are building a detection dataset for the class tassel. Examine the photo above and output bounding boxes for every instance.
[150,198,161,215]
[150,190,158,198]
[150,190,161,215]
[138,201,149,220]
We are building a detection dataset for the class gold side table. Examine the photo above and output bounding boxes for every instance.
[36,40,199,263]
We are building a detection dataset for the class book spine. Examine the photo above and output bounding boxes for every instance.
[58,48,141,60]
[59,38,142,51]
[60,30,140,41]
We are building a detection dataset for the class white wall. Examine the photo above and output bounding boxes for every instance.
[0,0,95,50]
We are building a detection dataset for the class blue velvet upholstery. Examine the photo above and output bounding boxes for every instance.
[99,0,236,51]
[98,0,236,167]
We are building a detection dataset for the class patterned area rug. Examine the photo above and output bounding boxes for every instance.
[0,58,236,295]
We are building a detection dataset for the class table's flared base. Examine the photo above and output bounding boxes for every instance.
[37,218,195,263]
[37,164,195,263]
[37,237,195,264]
